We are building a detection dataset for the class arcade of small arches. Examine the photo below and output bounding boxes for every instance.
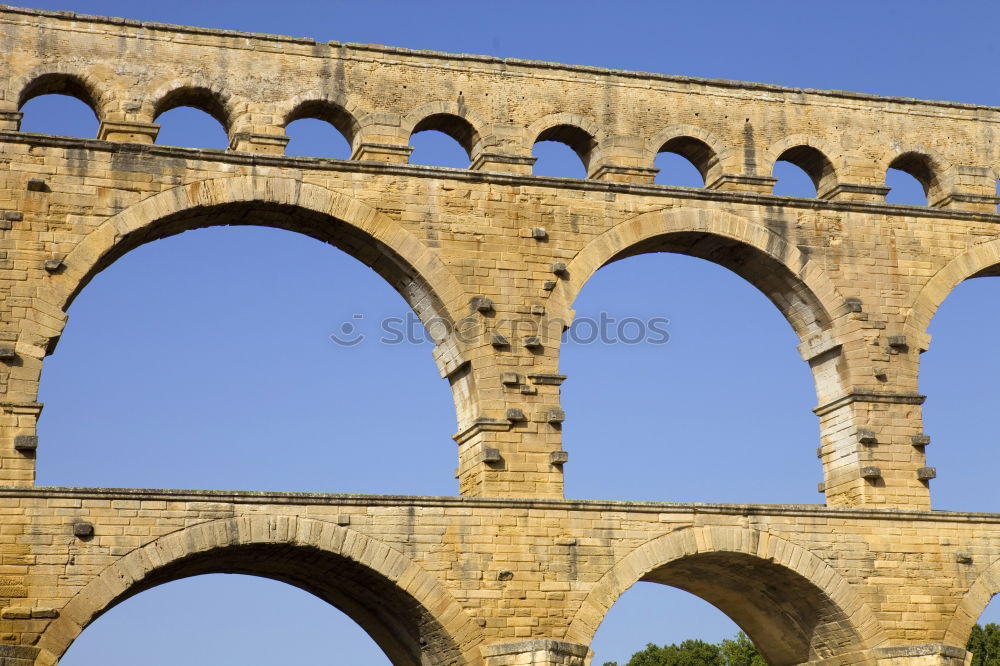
[9,70,989,207]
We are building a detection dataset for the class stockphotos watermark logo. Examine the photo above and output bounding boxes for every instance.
[330,312,670,347]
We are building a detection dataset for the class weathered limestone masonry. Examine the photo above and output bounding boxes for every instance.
[0,6,999,665]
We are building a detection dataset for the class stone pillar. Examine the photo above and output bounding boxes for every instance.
[0,401,41,486]
[706,173,777,194]
[229,132,290,155]
[449,303,568,499]
[935,165,1000,213]
[816,392,931,509]
[352,142,413,163]
[0,111,23,131]
[481,640,590,666]
[471,152,536,175]
[821,183,891,203]
[97,120,159,144]
[352,115,413,164]
[589,136,658,184]
[454,415,566,499]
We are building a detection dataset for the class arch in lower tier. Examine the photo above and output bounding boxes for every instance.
[35,515,483,666]
[566,525,883,665]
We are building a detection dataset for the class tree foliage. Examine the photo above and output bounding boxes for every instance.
[969,623,1000,666]
[602,632,762,666]
[603,623,1000,666]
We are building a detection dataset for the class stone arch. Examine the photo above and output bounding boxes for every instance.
[401,101,489,161]
[879,144,955,207]
[765,134,842,198]
[906,237,1000,351]
[27,175,475,421]
[945,555,1000,649]
[13,68,108,120]
[526,112,602,174]
[278,91,362,149]
[647,124,730,186]
[566,525,883,665]
[35,515,483,666]
[557,207,844,353]
[143,75,238,133]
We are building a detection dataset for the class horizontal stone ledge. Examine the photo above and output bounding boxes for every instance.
[873,643,967,659]
[452,417,513,445]
[481,639,589,659]
[527,373,567,386]
[2,131,1000,223]
[814,390,927,416]
[4,486,1000,522]
[0,401,44,416]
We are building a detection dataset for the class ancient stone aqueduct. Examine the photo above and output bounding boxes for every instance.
[2,5,1000,665]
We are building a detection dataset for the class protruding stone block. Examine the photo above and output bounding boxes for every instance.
[912,434,931,447]
[917,466,937,481]
[523,336,542,349]
[551,262,567,276]
[546,408,565,424]
[0,347,16,361]
[887,335,908,349]
[491,334,510,348]
[549,450,569,464]
[506,408,526,422]
[43,257,64,272]
[481,447,502,463]
[861,466,882,480]
[856,429,877,445]
[73,521,94,538]
[500,372,521,386]
[531,227,548,240]
[13,435,37,452]
[26,178,47,192]
[471,296,494,313]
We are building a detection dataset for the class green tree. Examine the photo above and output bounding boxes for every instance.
[968,623,1000,666]
[603,633,762,666]
[720,633,767,666]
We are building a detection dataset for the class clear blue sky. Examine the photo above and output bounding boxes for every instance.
[13,1,1000,663]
